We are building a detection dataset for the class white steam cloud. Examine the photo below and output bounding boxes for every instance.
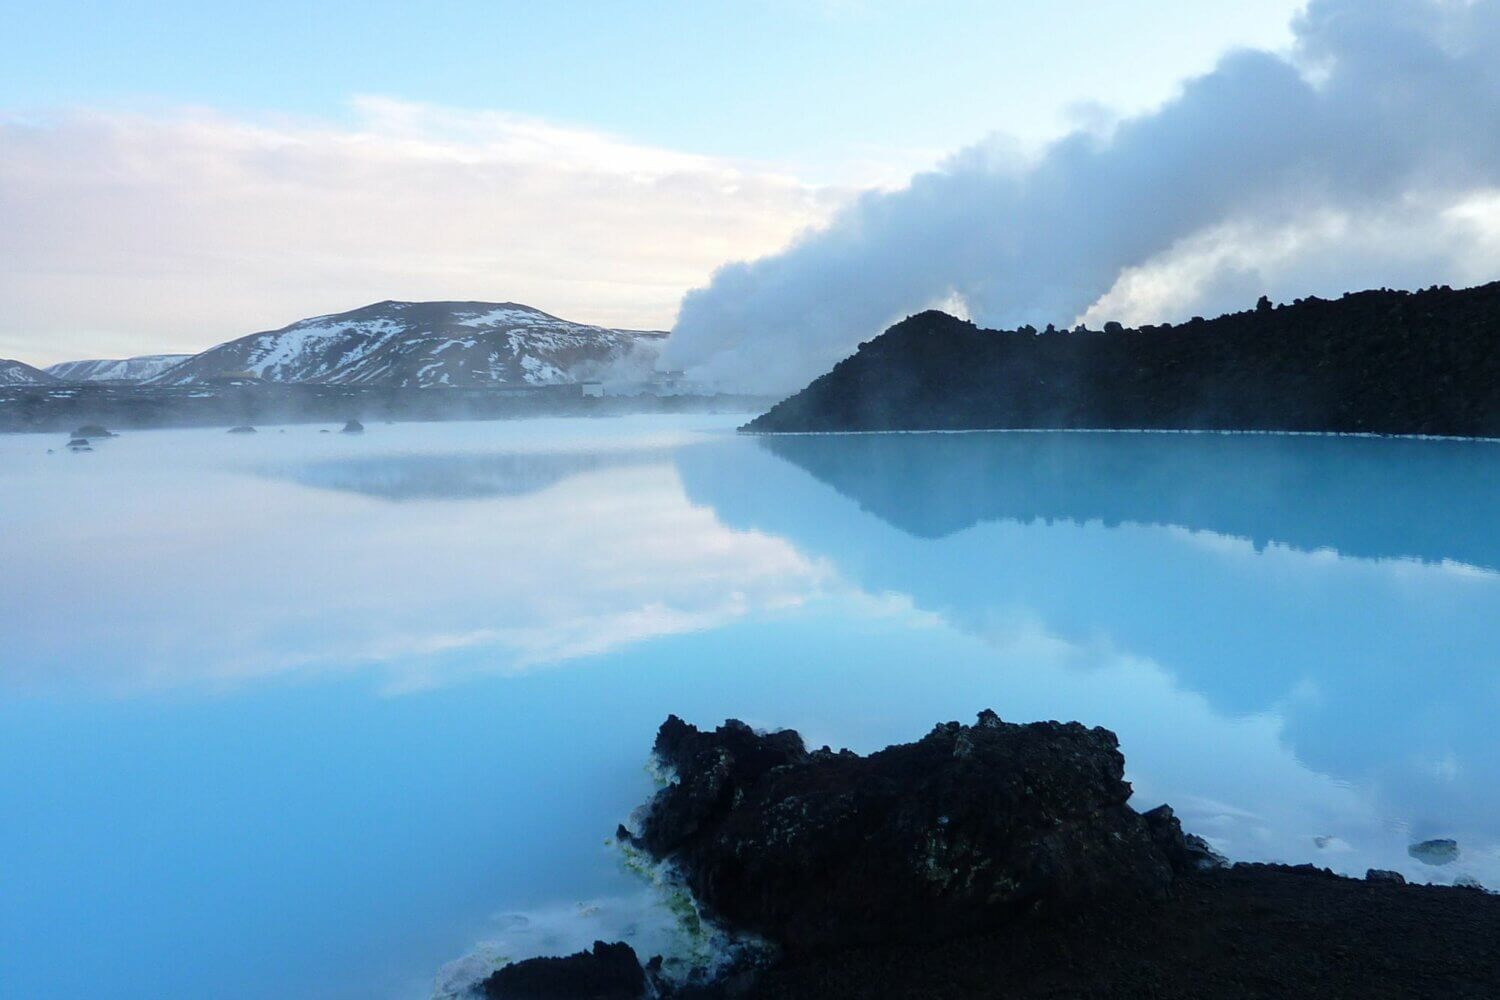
[664,0,1500,394]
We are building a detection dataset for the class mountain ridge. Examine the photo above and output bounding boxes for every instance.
[0,359,58,387]
[149,299,667,388]
[746,282,1500,438]
[47,354,194,383]
[26,300,668,390]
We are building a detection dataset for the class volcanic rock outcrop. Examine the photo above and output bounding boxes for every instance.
[746,282,1500,437]
[480,940,646,1000]
[619,711,1190,954]
[482,712,1500,1000]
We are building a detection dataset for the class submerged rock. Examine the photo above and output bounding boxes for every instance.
[340,419,364,434]
[479,940,646,999]
[1410,838,1460,866]
[72,423,115,438]
[227,425,257,434]
[620,710,1179,954]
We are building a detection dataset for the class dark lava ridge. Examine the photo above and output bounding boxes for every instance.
[747,282,1500,437]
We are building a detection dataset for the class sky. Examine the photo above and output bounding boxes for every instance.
[0,0,1307,365]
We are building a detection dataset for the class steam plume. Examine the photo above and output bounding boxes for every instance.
[663,0,1500,394]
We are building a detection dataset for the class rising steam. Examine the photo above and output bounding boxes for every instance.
[663,0,1500,394]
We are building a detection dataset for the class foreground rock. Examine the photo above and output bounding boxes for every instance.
[488,713,1500,999]
[723,864,1500,999]
[621,711,1183,954]
[479,940,645,999]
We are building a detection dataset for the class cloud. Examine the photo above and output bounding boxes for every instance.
[663,0,1500,394]
[0,99,840,365]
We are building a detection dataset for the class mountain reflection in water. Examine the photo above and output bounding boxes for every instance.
[753,430,1500,568]
[270,449,666,502]
[677,429,1500,891]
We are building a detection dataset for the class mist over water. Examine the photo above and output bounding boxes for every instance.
[663,0,1500,394]
[3,417,1499,997]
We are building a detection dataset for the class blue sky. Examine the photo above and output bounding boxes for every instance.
[2,1,1300,175]
[8,1,1498,375]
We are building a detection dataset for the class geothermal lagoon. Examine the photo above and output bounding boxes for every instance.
[3,415,1499,997]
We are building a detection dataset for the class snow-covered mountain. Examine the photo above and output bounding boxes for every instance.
[150,301,667,388]
[0,359,58,386]
[47,354,193,383]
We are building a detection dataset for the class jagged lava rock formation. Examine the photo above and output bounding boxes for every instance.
[489,712,1500,999]
[149,300,665,388]
[747,282,1500,437]
[620,711,1206,954]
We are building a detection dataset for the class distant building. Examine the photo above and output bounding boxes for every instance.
[652,370,689,396]
[597,370,700,398]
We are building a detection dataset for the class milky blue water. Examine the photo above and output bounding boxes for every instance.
[3,415,1499,998]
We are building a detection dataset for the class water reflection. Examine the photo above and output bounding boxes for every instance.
[3,419,1499,1000]
[0,420,829,694]
[677,431,1500,888]
[757,430,1500,567]
[271,449,666,502]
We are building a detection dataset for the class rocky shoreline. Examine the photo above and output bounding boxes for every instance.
[481,713,1500,1000]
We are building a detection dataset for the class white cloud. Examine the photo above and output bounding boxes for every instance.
[662,0,1500,393]
[1079,191,1500,327]
[0,99,842,365]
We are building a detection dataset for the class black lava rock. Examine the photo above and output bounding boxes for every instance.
[1142,804,1228,872]
[72,423,115,438]
[622,710,1178,954]
[746,282,1500,437]
[340,419,364,434]
[479,940,646,1000]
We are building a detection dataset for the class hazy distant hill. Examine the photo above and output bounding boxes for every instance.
[0,359,58,387]
[149,300,667,388]
[747,282,1500,438]
[47,355,193,383]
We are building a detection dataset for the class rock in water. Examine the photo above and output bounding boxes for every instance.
[1409,839,1460,866]
[340,419,364,434]
[227,425,257,434]
[479,940,646,999]
[72,423,115,438]
[621,710,1179,953]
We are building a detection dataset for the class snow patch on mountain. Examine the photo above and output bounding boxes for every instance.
[46,355,194,383]
[0,359,59,386]
[152,301,667,389]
